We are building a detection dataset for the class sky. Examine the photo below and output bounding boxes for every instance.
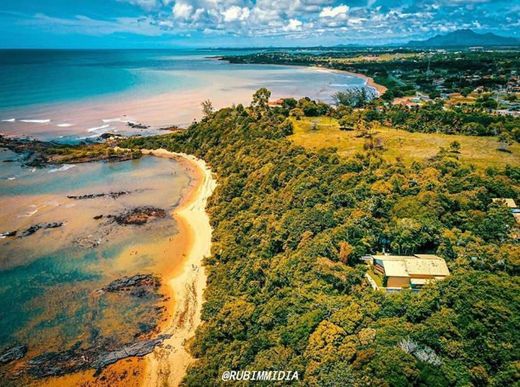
[0,0,518,48]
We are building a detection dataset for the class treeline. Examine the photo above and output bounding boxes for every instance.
[362,103,520,141]
[121,90,519,386]
[282,92,520,141]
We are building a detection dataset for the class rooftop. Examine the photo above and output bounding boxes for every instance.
[372,254,450,278]
[492,198,517,208]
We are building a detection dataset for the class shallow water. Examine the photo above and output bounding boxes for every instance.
[0,149,192,361]
[0,49,366,140]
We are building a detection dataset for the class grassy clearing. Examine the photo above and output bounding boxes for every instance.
[366,268,383,287]
[289,116,520,169]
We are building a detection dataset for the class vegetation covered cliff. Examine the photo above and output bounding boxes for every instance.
[121,89,519,386]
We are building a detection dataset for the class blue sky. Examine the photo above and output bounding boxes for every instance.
[1,0,518,48]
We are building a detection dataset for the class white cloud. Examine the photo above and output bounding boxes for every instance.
[319,5,349,18]
[23,0,517,44]
[222,6,250,22]
[172,2,193,19]
[284,18,302,31]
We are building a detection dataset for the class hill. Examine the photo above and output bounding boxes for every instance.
[407,29,519,47]
[120,92,519,386]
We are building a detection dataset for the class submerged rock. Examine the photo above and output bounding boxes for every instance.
[0,345,27,364]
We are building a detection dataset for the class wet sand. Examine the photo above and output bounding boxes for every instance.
[137,149,216,387]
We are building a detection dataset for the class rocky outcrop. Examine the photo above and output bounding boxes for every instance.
[0,345,27,364]
[67,191,132,200]
[128,122,150,129]
[103,207,167,226]
[102,274,160,298]
[2,222,63,239]
[25,335,170,378]
[0,135,141,167]
[99,132,123,140]
[92,336,167,372]
[19,222,63,238]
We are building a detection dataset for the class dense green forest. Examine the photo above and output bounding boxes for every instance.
[121,89,519,386]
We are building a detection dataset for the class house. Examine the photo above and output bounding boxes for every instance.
[492,198,517,208]
[268,98,285,107]
[366,254,450,291]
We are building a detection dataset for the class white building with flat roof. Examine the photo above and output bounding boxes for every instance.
[367,254,450,290]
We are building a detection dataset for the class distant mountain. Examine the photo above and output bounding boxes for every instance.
[407,29,519,47]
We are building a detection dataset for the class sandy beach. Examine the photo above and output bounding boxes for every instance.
[346,71,388,96]
[138,149,216,387]
[310,66,387,97]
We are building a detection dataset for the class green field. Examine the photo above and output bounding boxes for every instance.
[289,116,520,168]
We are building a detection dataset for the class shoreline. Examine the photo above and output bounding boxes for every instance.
[308,65,387,96]
[0,64,383,140]
[139,149,216,387]
[324,67,388,96]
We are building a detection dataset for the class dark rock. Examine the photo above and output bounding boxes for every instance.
[67,191,131,200]
[111,207,167,226]
[92,336,167,372]
[99,132,123,140]
[1,231,17,238]
[25,336,170,379]
[46,222,63,229]
[127,122,149,129]
[27,346,97,378]
[102,274,160,298]
[19,222,63,238]
[93,215,104,220]
[0,345,27,364]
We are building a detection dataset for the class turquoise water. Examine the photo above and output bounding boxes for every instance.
[0,49,208,109]
[0,150,192,359]
[0,49,257,109]
[0,49,367,141]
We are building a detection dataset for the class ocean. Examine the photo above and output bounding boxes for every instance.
[0,49,366,140]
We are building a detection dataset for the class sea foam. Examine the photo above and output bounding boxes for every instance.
[20,119,51,124]
[1,118,15,122]
[102,118,125,123]
[87,124,110,132]
[48,165,76,173]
